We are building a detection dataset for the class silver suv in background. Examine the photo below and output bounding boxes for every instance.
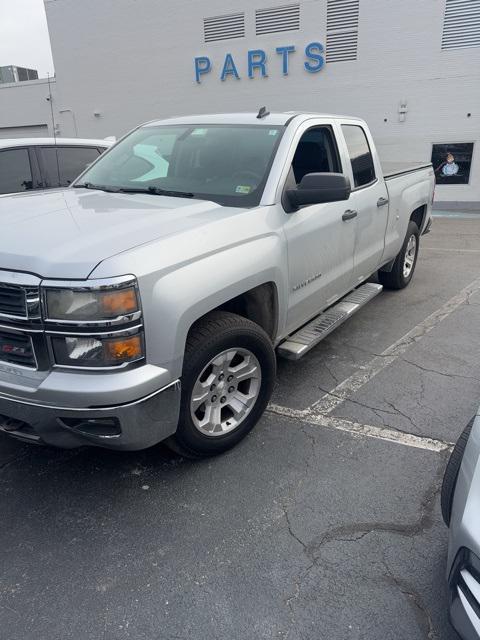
[0,137,112,195]
[442,411,480,639]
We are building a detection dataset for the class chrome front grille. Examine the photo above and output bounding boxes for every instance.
[0,271,43,371]
[0,272,41,322]
[0,283,27,318]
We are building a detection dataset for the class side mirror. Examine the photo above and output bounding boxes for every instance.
[286,172,351,210]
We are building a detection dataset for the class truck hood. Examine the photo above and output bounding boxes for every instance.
[0,188,244,279]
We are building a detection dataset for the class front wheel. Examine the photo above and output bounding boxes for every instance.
[378,221,420,290]
[167,311,276,458]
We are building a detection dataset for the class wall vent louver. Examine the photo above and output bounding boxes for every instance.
[326,0,360,63]
[204,13,245,43]
[255,4,300,35]
[442,0,480,50]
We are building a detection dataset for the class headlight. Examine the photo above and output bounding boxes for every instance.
[41,276,145,368]
[44,282,139,322]
[51,331,144,368]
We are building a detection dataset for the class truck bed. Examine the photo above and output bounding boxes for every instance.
[381,161,432,179]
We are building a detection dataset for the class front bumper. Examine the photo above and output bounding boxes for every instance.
[0,372,181,450]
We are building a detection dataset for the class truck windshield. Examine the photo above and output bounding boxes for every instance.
[74,124,284,207]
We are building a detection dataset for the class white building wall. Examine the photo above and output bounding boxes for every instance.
[0,78,58,137]
[3,0,480,205]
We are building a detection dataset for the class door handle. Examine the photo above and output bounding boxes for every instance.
[342,209,358,221]
[377,197,389,207]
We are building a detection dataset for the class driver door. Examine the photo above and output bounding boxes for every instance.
[283,124,356,334]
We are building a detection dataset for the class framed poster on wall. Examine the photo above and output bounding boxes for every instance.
[431,142,474,185]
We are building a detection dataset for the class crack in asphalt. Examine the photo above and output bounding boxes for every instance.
[283,504,316,637]
[402,358,480,383]
[322,359,341,386]
[310,462,443,552]
[383,398,420,431]
[280,425,320,639]
[382,556,437,639]
[315,384,423,435]
[280,453,446,637]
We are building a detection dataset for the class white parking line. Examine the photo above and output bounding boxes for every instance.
[268,275,480,453]
[267,403,452,452]
[309,275,480,416]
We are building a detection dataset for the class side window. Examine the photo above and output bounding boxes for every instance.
[341,125,376,188]
[41,146,101,187]
[291,127,341,184]
[0,148,33,194]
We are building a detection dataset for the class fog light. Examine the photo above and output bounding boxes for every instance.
[59,417,121,437]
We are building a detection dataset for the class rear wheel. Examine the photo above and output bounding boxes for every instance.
[378,221,419,290]
[167,311,276,458]
[441,419,475,526]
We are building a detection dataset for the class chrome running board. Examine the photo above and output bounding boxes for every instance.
[278,283,383,360]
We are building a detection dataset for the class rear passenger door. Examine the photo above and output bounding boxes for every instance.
[38,145,103,188]
[340,124,389,284]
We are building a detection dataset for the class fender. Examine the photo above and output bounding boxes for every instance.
[92,233,287,382]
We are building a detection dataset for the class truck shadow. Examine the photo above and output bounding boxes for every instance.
[0,430,199,486]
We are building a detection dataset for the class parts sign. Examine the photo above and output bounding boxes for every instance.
[194,42,325,83]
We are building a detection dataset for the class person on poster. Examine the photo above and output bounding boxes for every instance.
[435,152,459,178]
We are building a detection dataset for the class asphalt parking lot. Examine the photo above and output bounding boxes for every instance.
[1,215,480,640]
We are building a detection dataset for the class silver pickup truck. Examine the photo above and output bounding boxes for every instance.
[0,111,434,457]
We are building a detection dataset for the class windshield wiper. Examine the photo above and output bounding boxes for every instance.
[72,183,196,198]
[117,186,195,199]
[72,182,121,193]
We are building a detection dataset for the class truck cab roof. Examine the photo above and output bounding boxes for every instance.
[144,112,365,128]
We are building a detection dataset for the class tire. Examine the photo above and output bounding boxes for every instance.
[167,311,276,458]
[441,418,475,527]
[378,221,420,290]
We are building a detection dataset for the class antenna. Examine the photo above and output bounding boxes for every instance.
[47,72,61,187]
[256,106,270,119]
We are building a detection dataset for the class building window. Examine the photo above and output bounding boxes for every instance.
[326,0,360,63]
[255,4,300,36]
[432,143,474,185]
[203,13,245,43]
[442,0,480,50]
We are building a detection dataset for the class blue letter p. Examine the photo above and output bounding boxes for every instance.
[194,56,211,83]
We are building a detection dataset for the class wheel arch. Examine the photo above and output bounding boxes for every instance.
[410,204,427,233]
[210,282,278,341]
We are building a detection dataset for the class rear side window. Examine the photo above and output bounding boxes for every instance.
[41,146,102,187]
[0,148,33,194]
[341,125,376,188]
